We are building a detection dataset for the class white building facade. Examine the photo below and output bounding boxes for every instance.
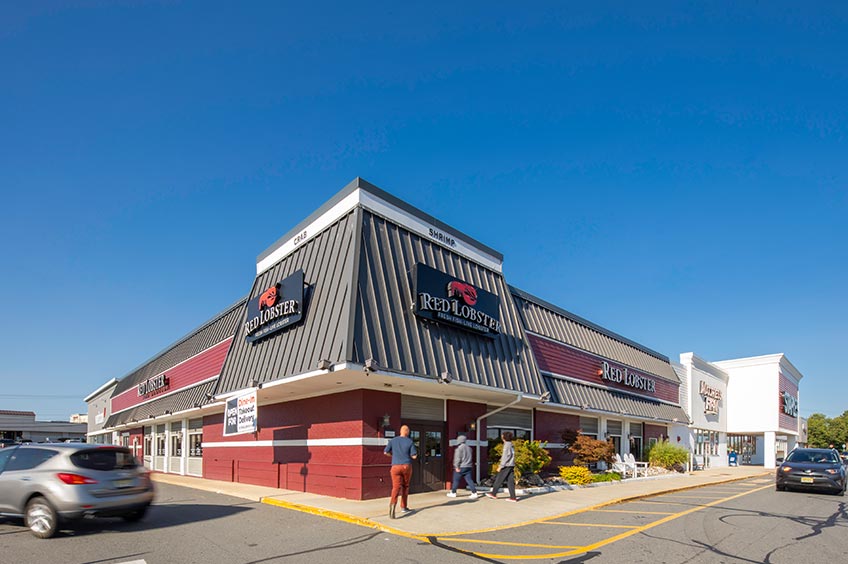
[671,353,729,468]
[716,354,802,469]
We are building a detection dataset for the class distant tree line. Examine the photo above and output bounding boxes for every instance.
[806,411,848,450]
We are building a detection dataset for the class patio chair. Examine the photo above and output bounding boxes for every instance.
[626,453,648,477]
[612,453,631,478]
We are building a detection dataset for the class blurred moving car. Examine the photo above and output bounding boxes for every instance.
[0,444,154,538]
[775,447,846,495]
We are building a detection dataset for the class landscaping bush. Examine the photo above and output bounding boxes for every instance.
[558,465,593,485]
[568,432,615,466]
[590,472,622,483]
[647,440,689,469]
[490,439,552,480]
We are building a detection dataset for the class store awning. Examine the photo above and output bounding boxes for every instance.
[543,375,690,424]
[105,380,217,428]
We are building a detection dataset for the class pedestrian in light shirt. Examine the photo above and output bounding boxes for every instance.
[447,434,478,498]
[384,424,418,519]
[485,431,518,501]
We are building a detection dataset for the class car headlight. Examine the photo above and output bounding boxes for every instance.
[782,466,792,473]
[825,469,838,475]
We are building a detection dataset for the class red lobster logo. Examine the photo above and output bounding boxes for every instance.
[258,284,280,310]
[446,281,478,306]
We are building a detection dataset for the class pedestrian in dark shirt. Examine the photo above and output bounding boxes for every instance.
[486,431,518,501]
[384,424,418,518]
[447,434,478,498]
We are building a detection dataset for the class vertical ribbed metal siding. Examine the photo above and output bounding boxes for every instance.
[111,299,246,396]
[514,294,679,382]
[352,211,544,396]
[215,210,356,394]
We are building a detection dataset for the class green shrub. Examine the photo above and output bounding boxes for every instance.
[647,441,689,469]
[558,465,593,485]
[490,439,552,479]
[591,472,622,483]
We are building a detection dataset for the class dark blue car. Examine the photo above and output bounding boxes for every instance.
[776,448,846,495]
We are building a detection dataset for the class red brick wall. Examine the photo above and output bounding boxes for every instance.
[535,410,579,468]
[644,423,669,444]
[446,399,488,487]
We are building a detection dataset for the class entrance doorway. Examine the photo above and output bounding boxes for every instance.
[407,420,445,493]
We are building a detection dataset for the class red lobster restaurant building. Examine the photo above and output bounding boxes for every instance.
[86,179,689,500]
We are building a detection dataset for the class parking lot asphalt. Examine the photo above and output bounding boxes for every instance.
[152,465,769,540]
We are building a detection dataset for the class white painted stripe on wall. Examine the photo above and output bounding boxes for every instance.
[203,437,489,448]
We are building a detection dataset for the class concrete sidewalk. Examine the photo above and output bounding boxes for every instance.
[152,466,770,537]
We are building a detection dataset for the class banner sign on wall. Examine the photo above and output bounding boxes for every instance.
[413,263,501,337]
[224,389,258,436]
[781,391,798,418]
[244,269,305,343]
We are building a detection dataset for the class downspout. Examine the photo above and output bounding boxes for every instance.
[476,393,524,484]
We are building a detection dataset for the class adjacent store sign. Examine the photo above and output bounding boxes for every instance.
[699,381,722,415]
[413,263,501,337]
[600,360,656,394]
[138,374,169,397]
[781,391,798,418]
[224,389,258,436]
[244,270,305,343]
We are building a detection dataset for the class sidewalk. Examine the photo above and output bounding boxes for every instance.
[152,466,770,537]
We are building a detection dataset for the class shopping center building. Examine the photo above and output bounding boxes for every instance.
[84,178,801,498]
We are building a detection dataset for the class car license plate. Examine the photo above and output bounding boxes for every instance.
[800,477,814,484]
[113,478,134,488]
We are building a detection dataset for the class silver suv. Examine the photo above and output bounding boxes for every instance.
[0,443,154,538]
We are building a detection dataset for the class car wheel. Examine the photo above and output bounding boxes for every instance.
[25,497,58,539]
[121,505,149,522]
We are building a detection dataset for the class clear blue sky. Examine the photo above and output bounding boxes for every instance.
[1,2,845,421]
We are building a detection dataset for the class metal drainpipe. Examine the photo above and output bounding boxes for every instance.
[475,394,524,484]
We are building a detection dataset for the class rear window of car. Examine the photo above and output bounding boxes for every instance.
[71,448,138,471]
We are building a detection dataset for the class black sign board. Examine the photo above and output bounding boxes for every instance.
[413,263,501,337]
[244,270,305,343]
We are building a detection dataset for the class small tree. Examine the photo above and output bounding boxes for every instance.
[568,431,615,467]
[490,439,552,479]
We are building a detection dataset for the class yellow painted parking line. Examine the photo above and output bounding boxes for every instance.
[442,538,582,549]
[467,484,772,560]
[657,494,728,499]
[540,522,639,529]
[595,509,675,515]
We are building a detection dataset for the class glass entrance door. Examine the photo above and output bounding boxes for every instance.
[407,421,445,493]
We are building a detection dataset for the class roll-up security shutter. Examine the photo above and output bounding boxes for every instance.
[401,395,444,421]
[487,408,532,429]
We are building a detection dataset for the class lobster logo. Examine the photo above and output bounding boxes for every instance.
[258,284,280,310]
[446,281,478,306]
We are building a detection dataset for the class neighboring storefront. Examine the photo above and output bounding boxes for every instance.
[84,378,118,444]
[671,353,729,468]
[716,354,803,468]
[84,178,692,500]
[0,410,87,442]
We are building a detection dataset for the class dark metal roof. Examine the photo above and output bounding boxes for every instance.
[257,177,503,269]
[350,210,545,395]
[0,410,36,417]
[112,298,246,397]
[543,376,689,424]
[215,209,358,393]
[105,380,216,427]
[512,289,679,383]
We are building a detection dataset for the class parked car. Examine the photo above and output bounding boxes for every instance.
[775,447,846,495]
[0,444,154,538]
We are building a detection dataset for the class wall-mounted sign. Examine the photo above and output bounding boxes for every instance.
[244,270,305,343]
[94,407,106,425]
[781,391,798,418]
[699,381,722,415]
[600,360,656,394]
[413,263,501,337]
[138,374,169,397]
[224,389,258,436]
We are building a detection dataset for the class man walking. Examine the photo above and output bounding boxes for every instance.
[486,431,518,501]
[384,424,418,518]
[447,434,478,498]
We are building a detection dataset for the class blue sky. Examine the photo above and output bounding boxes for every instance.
[1,2,845,421]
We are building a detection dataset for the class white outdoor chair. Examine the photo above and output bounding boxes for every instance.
[626,453,648,477]
[612,453,631,478]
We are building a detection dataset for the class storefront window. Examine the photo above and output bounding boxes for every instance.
[156,424,166,456]
[188,418,203,458]
[694,429,721,456]
[728,434,757,464]
[579,417,599,440]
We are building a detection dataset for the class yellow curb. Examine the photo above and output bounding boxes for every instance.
[259,497,427,541]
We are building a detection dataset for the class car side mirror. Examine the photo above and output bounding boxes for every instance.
[775,457,784,464]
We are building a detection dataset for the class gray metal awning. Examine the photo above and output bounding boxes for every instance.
[543,376,689,424]
[104,380,217,428]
